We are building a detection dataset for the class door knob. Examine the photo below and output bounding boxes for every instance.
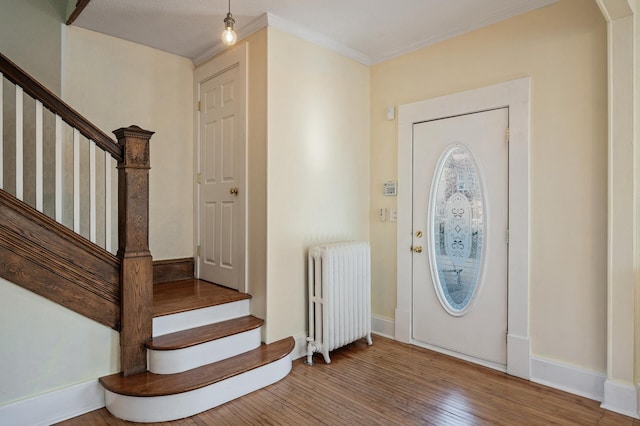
[230,187,239,196]
[412,245,423,253]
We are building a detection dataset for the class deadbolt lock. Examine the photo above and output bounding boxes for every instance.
[412,245,423,253]
[415,230,423,238]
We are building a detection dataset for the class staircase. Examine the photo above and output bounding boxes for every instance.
[99,279,294,423]
[0,52,295,423]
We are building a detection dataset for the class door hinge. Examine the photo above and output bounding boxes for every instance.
[506,228,510,245]
[506,127,510,143]
[197,173,202,184]
[197,101,201,111]
[197,245,201,257]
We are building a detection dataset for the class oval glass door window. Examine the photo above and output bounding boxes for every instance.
[428,144,486,315]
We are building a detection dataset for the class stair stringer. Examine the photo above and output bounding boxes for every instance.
[0,189,120,330]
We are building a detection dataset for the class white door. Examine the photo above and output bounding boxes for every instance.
[198,65,244,290]
[412,108,508,368]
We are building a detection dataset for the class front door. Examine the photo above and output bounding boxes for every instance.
[411,108,509,369]
[197,65,244,290]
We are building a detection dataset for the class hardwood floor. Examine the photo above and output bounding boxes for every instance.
[59,336,638,425]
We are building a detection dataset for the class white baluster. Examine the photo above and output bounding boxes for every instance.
[105,152,112,252]
[89,140,96,243]
[0,74,3,189]
[54,116,62,222]
[35,100,43,211]
[15,86,23,200]
[73,128,80,233]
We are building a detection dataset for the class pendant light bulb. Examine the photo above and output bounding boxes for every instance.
[221,1,237,46]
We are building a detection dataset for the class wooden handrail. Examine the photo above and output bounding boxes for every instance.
[0,52,122,162]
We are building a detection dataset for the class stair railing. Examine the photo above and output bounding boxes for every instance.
[0,52,152,376]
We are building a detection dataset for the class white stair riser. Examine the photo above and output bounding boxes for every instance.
[103,354,292,423]
[148,328,262,374]
[153,299,250,336]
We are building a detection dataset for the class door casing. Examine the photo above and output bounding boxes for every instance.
[194,44,248,293]
[396,78,531,379]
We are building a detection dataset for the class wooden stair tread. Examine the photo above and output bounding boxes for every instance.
[100,337,293,397]
[153,279,251,317]
[146,315,264,350]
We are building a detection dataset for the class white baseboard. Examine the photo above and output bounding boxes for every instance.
[530,356,606,402]
[601,379,639,419]
[0,380,104,426]
[371,315,395,339]
[507,334,530,379]
[291,332,308,360]
[394,308,411,343]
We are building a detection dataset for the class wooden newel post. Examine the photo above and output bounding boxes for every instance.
[114,125,155,377]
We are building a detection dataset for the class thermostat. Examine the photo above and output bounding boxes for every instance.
[383,181,397,196]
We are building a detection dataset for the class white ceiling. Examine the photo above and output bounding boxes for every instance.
[72,0,557,65]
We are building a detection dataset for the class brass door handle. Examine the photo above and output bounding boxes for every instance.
[230,187,239,196]
[412,246,423,253]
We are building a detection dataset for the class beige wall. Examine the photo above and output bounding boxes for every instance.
[63,26,194,260]
[0,0,62,95]
[371,0,608,372]
[245,29,269,322]
[265,28,371,343]
[0,278,119,405]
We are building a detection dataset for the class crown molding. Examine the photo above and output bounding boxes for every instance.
[193,13,269,66]
[193,12,372,67]
[370,0,558,64]
[265,13,371,65]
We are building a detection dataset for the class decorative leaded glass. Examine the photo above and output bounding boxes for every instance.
[429,144,485,314]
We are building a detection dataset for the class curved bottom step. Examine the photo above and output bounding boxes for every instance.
[101,337,294,423]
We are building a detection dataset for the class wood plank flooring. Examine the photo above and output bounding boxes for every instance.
[153,279,250,317]
[58,336,637,425]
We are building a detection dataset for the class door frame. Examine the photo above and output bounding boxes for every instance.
[396,77,531,379]
[193,44,248,292]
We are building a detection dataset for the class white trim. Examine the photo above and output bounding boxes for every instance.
[507,333,530,378]
[291,332,308,360]
[266,13,370,65]
[396,77,531,379]
[601,380,640,419]
[0,380,104,426]
[194,12,372,67]
[595,2,637,420]
[193,14,267,66]
[371,314,395,339]
[530,356,606,402]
